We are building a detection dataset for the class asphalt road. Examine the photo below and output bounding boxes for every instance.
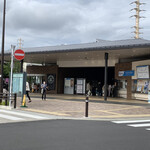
[0,119,150,150]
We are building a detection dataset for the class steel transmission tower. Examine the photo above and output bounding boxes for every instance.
[17,38,24,49]
[130,0,146,39]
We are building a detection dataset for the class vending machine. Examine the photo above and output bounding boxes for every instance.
[76,78,86,94]
[64,78,74,94]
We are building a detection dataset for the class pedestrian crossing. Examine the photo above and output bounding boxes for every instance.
[112,119,150,131]
[0,109,56,124]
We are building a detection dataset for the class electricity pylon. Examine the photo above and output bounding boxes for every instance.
[130,0,146,39]
[17,38,24,49]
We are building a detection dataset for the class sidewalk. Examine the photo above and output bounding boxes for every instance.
[30,93,149,106]
[17,93,150,120]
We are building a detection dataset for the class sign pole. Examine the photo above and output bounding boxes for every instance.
[20,59,24,73]
[9,45,15,107]
[13,48,26,107]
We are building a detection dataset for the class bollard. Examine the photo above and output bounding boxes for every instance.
[5,94,8,106]
[85,95,89,117]
[14,93,17,109]
[148,91,150,103]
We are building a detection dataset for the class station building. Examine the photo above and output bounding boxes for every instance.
[3,38,150,101]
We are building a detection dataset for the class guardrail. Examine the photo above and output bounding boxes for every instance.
[0,93,17,108]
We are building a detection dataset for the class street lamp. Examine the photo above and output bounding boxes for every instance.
[1,0,6,94]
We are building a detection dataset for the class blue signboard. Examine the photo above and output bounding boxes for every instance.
[13,73,24,96]
[119,70,134,77]
[12,73,26,96]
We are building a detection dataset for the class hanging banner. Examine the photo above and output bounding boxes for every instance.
[47,74,56,90]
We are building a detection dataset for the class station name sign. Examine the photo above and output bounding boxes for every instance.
[118,70,135,77]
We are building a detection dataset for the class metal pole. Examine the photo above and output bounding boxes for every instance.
[1,0,6,95]
[9,45,15,107]
[5,93,7,106]
[20,59,24,73]
[104,53,108,101]
[85,95,89,117]
[14,93,17,109]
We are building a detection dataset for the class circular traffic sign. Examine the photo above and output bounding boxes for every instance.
[14,49,25,60]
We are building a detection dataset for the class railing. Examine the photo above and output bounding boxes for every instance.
[0,93,17,108]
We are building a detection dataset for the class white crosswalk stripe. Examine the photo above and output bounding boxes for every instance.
[112,120,150,124]
[112,119,150,131]
[128,123,150,127]
[0,109,53,124]
[0,109,49,119]
[0,114,24,121]
[146,128,150,131]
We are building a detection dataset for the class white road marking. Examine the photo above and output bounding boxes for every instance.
[0,114,24,121]
[112,120,150,124]
[0,110,49,119]
[128,123,150,127]
[146,128,150,131]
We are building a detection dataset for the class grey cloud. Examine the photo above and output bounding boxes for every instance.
[0,0,149,50]
[6,2,82,32]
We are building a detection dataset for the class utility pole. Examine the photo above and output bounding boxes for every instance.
[1,0,6,95]
[130,0,146,39]
[9,45,15,107]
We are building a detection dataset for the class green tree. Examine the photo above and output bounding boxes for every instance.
[3,61,21,78]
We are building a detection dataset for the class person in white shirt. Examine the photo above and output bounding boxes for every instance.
[26,82,31,102]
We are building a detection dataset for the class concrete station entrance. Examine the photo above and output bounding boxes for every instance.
[2,38,150,100]
[58,67,115,95]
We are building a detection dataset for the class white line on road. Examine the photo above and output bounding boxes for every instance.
[146,128,150,131]
[128,123,150,127]
[0,114,24,121]
[0,110,49,119]
[112,120,150,124]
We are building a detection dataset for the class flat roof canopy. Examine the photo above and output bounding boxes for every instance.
[3,39,150,64]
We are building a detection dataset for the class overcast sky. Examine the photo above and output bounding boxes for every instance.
[0,0,149,50]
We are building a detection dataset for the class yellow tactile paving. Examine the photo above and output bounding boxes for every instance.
[25,109,71,116]
[49,98,84,104]
[93,110,122,115]
[60,110,84,113]
[94,106,141,112]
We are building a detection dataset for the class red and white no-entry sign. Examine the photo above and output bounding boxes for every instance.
[14,49,25,60]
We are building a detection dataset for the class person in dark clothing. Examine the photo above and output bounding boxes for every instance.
[97,82,102,96]
[113,84,118,97]
[41,81,47,100]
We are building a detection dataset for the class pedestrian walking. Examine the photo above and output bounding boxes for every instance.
[108,84,112,97]
[97,82,102,96]
[111,84,115,97]
[86,82,91,95]
[41,81,47,100]
[26,82,31,102]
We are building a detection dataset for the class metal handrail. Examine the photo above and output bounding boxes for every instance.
[0,93,17,108]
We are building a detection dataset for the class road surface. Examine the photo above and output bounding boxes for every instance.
[0,119,150,150]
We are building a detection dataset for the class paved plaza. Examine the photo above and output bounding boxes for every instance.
[15,93,150,120]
